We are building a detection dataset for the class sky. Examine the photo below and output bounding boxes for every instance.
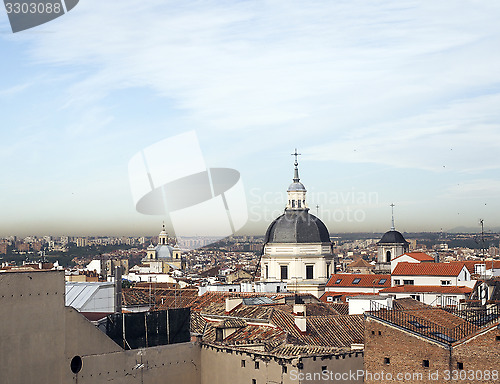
[1,0,500,237]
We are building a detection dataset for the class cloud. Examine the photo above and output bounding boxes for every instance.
[20,1,500,172]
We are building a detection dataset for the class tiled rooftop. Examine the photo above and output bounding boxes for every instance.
[392,262,466,276]
[326,274,391,288]
[380,285,472,294]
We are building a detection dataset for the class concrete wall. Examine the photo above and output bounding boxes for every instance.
[0,270,201,384]
[201,344,363,384]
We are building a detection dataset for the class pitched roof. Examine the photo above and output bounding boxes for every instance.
[326,274,391,288]
[393,252,435,262]
[380,285,472,294]
[392,262,466,277]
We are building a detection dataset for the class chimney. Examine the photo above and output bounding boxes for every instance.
[225,297,243,313]
[293,304,307,333]
[115,266,122,313]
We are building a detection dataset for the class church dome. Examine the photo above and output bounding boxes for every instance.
[264,210,331,244]
[377,230,408,244]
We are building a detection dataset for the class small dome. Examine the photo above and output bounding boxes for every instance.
[377,230,408,244]
[155,244,174,259]
[287,182,306,192]
[264,210,331,244]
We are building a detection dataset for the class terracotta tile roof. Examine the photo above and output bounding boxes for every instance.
[190,291,316,312]
[380,286,472,294]
[271,344,350,357]
[224,325,287,346]
[393,298,431,310]
[326,274,391,288]
[122,287,198,309]
[392,262,466,277]
[190,311,207,334]
[270,309,365,348]
[393,252,435,262]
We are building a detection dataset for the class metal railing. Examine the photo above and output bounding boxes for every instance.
[367,301,483,345]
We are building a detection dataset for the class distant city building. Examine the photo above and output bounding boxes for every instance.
[76,237,88,247]
[133,224,185,274]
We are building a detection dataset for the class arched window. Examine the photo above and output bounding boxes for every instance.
[386,250,391,262]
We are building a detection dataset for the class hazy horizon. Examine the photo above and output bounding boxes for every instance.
[2,2,500,238]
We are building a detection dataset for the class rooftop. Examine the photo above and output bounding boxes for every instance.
[392,262,466,277]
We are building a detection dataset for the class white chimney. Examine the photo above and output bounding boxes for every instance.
[226,297,243,312]
[293,304,307,333]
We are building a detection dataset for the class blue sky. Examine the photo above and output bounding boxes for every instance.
[1,1,500,237]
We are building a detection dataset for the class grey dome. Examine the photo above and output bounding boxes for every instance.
[264,210,331,244]
[287,182,306,192]
[155,244,174,259]
[377,230,408,244]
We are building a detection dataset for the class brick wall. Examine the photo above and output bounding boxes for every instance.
[364,316,500,383]
[364,316,451,383]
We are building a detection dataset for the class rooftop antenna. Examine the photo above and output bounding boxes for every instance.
[479,219,485,258]
[390,203,395,231]
[316,204,319,216]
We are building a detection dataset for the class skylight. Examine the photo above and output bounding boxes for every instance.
[335,279,342,284]
[378,279,387,284]
[408,320,428,329]
[352,278,361,284]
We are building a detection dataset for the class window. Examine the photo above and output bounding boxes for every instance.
[410,294,421,301]
[403,280,414,285]
[384,357,390,365]
[409,320,428,329]
[378,331,381,335]
[252,380,256,384]
[394,279,400,285]
[241,360,245,368]
[280,265,288,280]
[255,361,259,369]
[457,362,463,370]
[423,360,429,368]
[282,365,287,374]
[297,200,301,208]
[265,265,269,279]
[326,263,330,277]
[378,279,387,285]
[292,200,295,208]
[386,250,391,262]
[216,329,223,342]
[306,265,314,280]
[441,280,451,285]
[327,296,333,302]
[496,336,500,341]
[371,331,375,335]
[334,278,342,284]
[352,278,361,284]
